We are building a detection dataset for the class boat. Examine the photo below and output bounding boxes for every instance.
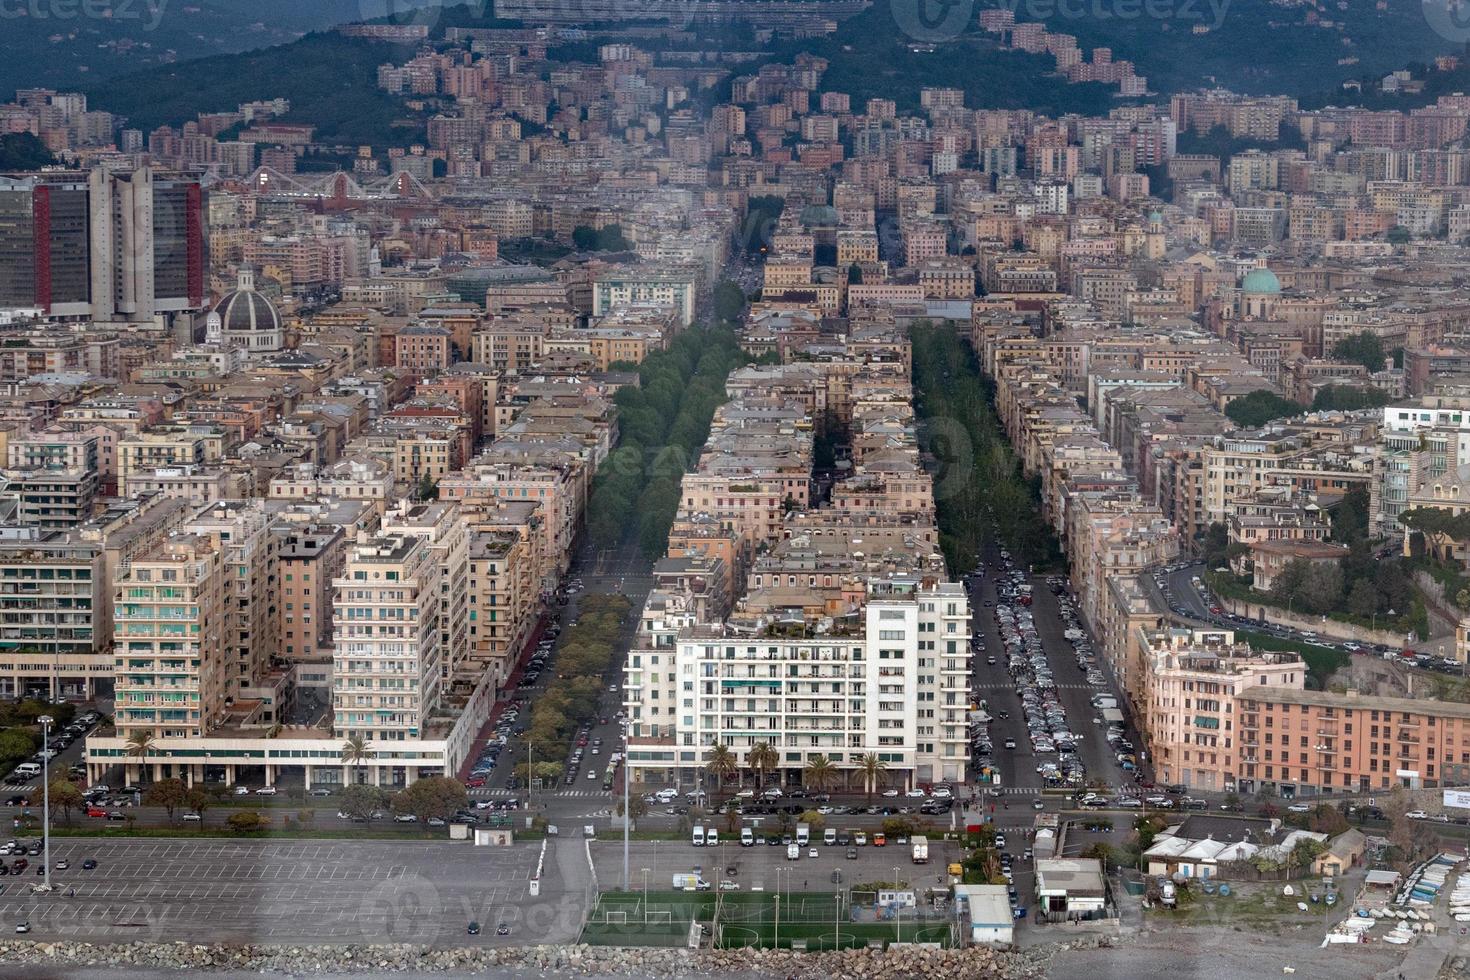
[1297,902,1309,913]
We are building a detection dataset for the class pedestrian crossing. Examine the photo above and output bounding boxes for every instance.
[970,682,1104,692]
[468,787,607,798]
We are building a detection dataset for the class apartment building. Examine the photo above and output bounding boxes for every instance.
[592,268,697,327]
[0,530,108,699]
[332,532,442,746]
[627,579,970,790]
[274,522,345,669]
[1140,628,1305,793]
[112,533,229,744]
[465,528,535,690]
[117,429,210,483]
[182,501,279,703]
[381,501,470,693]
[1237,687,1470,797]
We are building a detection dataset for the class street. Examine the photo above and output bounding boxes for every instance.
[963,557,1137,800]
[472,533,655,806]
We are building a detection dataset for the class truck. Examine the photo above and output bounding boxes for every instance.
[1100,707,1125,727]
[692,824,706,847]
[1092,695,1118,711]
[672,873,710,891]
[796,822,810,847]
[911,835,929,864]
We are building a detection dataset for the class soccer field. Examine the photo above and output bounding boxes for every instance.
[581,890,952,950]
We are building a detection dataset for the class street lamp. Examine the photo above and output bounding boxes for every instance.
[893,865,902,944]
[38,715,51,893]
[773,867,784,948]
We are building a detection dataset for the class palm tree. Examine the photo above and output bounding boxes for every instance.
[803,754,838,796]
[340,734,375,786]
[704,743,737,799]
[124,730,154,782]
[749,742,779,790]
[858,753,888,802]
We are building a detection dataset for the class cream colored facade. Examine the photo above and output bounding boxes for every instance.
[332,533,442,744]
[113,534,229,742]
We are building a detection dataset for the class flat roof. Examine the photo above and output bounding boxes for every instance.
[954,884,1012,928]
[1035,858,1106,897]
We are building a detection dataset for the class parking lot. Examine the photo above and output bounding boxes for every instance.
[0,837,587,945]
[590,837,963,895]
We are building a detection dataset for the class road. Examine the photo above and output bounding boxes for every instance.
[474,532,655,805]
[963,559,1137,800]
[1142,560,1464,680]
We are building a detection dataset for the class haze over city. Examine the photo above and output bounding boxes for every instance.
[0,1,1466,978]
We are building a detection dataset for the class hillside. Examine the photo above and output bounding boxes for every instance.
[74,0,1462,153]
[768,4,1122,116]
[0,0,497,102]
[975,0,1455,97]
[81,33,432,149]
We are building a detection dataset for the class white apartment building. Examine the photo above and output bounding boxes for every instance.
[182,501,279,703]
[381,501,470,691]
[332,532,442,744]
[625,579,970,790]
[592,268,697,327]
[112,533,228,742]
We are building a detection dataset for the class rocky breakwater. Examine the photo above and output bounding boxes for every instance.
[0,940,1061,977]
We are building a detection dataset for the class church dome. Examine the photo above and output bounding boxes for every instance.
[206,266,284,352]
[212,267,281,335]
[1241,268,1281,295]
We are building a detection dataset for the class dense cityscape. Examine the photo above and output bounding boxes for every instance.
[0,1,1466,978]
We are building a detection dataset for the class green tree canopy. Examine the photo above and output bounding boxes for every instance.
[1225,389,1303,428]
[142,777,191,824]
[1312,384,1391,412]
[713,280,745,322]
[390,777,468,823]
[1331,331,1387,373]
[48,779,84,825]
[338,784,390,821]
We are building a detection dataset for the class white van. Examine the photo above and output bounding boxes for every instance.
[692,824,706,847]
[786,843,800,860]
[740,827,754,847]
[823,828,837,846]
[705,828,719,847]
[12,763,39,778]
[672,873,710,891]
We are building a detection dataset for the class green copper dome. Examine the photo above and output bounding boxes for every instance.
[1241,268,1281,294]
